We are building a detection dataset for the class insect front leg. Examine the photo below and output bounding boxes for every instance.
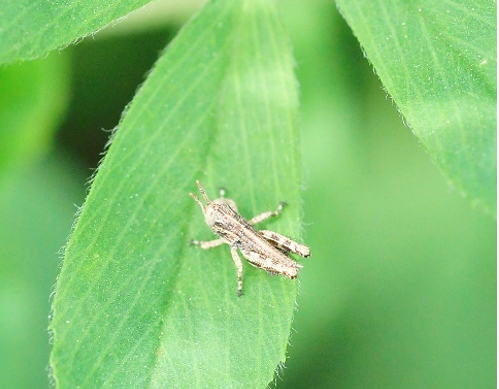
[248,202,287,225]
[191,238,224,250]
[259,230,311,258]
[230,247,244,297]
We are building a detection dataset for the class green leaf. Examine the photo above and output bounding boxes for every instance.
[0,53,69,179]
[0,0,152,64]
[50,0,301,388]
[336,0,497,215]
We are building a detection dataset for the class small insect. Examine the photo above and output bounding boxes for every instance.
[190,180,310,296]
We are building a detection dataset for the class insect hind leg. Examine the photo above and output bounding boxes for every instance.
[259,230,310,257]
[230,247,244,296]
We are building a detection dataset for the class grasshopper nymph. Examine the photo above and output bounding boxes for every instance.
[190,180,310,296]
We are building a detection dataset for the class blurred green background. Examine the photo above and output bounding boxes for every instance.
[0,1,495,388]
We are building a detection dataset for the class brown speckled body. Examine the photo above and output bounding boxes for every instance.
[207,200,302,278]
[190,180,310,296]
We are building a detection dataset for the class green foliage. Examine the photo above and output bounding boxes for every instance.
[0,41,72,389]
[336,0,497,214]
[0,53,69,178]
[0,153,85,388]
[0,0,152,64]
[0,0,495,388]
[279,4,496,388]
[49,0,301,387]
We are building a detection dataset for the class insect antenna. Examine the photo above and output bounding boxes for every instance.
[196,180,211,203]
[189,192,205,210]
[189,180,211,210]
